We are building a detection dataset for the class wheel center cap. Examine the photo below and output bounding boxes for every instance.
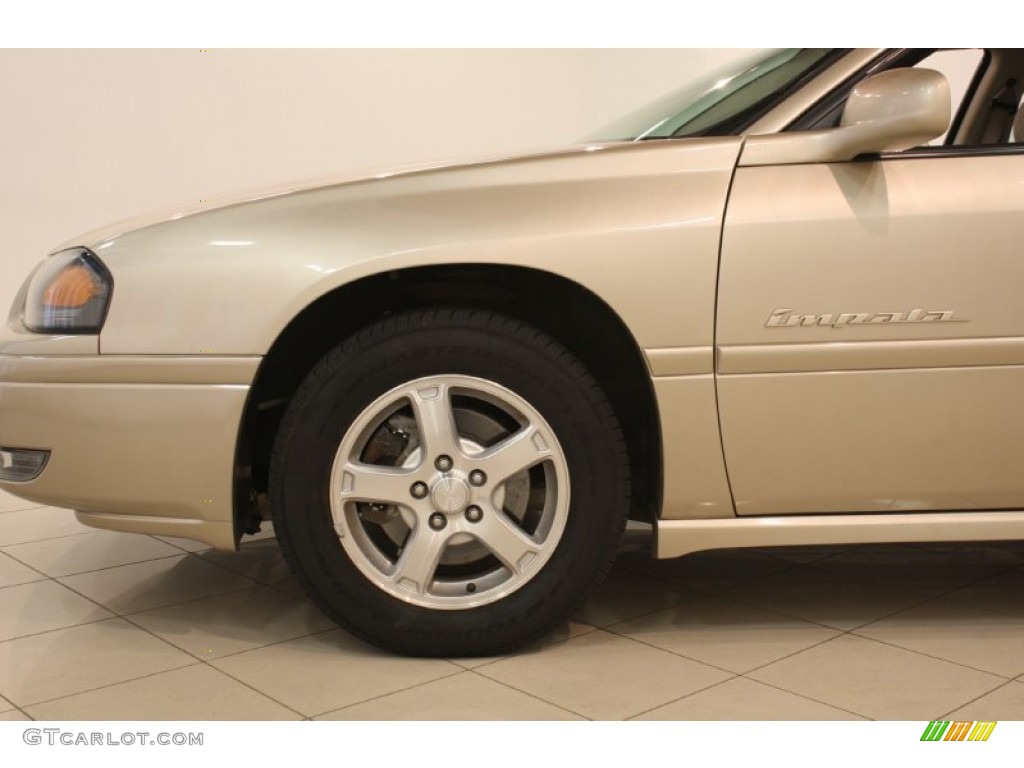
[431,476,470,514]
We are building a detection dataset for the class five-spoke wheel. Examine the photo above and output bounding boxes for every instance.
[329,375,570,609]
[270,309,629,656]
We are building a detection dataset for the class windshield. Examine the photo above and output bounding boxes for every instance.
[590,49,840,141]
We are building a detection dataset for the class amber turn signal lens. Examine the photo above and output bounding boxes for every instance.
[23,248,113,333]
[44,264,101,309]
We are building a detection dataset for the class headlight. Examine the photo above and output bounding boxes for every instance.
[22,248,113,334]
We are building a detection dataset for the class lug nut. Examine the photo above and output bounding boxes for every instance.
[468,469,487,487]
[428,513,447,531]
[435,455,454,472]
[465,505,483,523]
[410,481,429,499]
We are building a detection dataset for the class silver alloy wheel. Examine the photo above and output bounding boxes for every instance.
[328,375,570,610]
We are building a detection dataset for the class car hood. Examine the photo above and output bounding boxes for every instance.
[54,142,634,253]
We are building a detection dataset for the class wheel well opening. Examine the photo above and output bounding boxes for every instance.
[235,265,662,539]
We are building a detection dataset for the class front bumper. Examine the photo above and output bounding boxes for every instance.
[0,329,260,551]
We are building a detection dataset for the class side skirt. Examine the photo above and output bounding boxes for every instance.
[656,511,1024,558]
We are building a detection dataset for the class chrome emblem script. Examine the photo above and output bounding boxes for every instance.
[766,308,966,329]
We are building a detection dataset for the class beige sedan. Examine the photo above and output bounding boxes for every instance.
[2,48,1022,657]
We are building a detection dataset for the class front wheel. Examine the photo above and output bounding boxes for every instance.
[270,309,630,656]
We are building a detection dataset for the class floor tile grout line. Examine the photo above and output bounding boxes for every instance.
[445,625,619,719]
[715,574,943,635]
[261,579,310,600]
[122,581,273,623]
[938,677,1020,720]
[180,544,293,586]
[7,535,1024,719]
[307,667,467,720]
[842,557,1024,632]
[465,667,596,721]
[54,572,260,623]
[17,661,206,713]
[623,673,744,720]
[0,566,262,651]
[118,607,339,665]
[465,621,748,720]
[844,628,1018,681]
[733,674,874,720]
[597,615,841,684]
[0,529,111,548]
[0,569,122,645]
[735,627,856,678]
[9,573,864,724]
[729,608,1016,686]
[599,613,986,720]
[0,614,117,647]
[731,622,1014,718]
[197,660,310,720]
[905,559,1024,611]
[146,533,211,555]
[0,505,47,515]
[3,550,188,581]
[596,622,755,678]
[23,581,311,720]
[623,669,870,722]
[846,556,1024,604]
[468,667,595,720]
[202,657,339,720]
[597,587,844,637]
[0,550,61,585]
[81,605,311,721]
[583,601,707,635]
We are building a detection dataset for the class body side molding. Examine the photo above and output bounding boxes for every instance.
[657,511,1024,558]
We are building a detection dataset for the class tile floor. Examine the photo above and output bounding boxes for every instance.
[2,488,1024,721]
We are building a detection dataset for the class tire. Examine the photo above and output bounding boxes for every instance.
[269,307,630,657]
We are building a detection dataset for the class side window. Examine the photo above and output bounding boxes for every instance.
[915,49,986,145]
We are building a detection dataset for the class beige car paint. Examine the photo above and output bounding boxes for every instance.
[717,151,1024,515]
[89,139,741,357]
[0,138,743,544]
[0,376,247,550]
[3,54,1024,555]
[653,375,734,520]
[0,326,98,356]
[657,511,1024,558]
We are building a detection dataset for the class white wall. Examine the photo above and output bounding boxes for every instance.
[0,49,755,315]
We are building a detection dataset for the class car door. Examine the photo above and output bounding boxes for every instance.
[715,146,1024,516]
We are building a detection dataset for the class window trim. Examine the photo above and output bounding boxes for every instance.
[871,143,1024,161]
[946,49,993,142]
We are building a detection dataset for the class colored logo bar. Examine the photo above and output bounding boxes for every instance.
[921,721,997,742]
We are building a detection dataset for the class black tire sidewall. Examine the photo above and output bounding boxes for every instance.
[271,310,628,656]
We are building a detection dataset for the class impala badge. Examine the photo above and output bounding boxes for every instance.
[766,308,967,329]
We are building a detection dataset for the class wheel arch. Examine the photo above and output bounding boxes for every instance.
[234,264,662,540]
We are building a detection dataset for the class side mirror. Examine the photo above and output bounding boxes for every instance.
[840,68,951,150]
[740,68,951,167]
